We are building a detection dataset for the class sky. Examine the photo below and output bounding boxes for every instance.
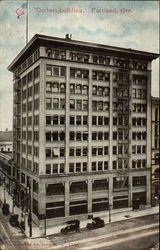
[0,0,159,131]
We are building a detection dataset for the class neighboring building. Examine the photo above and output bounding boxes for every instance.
[8,34,158,230]
[0,130,12,152]
[151,96,160,206]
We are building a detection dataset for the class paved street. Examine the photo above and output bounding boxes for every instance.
[18,213,159,250]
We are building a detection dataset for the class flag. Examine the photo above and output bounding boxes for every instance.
[16,2,28,19]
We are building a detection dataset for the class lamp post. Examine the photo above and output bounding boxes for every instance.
[108,178,111,222]
[28,182,32,237]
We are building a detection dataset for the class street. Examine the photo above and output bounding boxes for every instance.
[48,214,159,250]
[0,212,159,250]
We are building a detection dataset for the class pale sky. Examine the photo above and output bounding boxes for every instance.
[0,0,159,131]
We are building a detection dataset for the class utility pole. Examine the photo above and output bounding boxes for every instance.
[28,182,32,237]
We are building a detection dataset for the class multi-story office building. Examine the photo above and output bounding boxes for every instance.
[151,97,160,206]
[8,34,158,230]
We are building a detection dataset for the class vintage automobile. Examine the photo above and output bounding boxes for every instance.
[61,220,80,234]
[9,214,19,227]
[2,203,10,216]
[86,217,105,230]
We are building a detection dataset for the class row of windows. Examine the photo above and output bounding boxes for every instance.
[22,131,39,141]
[22,145,39,156]
[132,132,147,140]
[46,131,66,142]
[46,115,65,125]
[92,146,108,156]
[92,86,110,96]
[22,82,39,99]
[132,159,146,169]
[46,147,65,158]
[69,147,88,157]
[132,117,147,126]
[46,82,65,93]
[46,98,65,109]
[132,145,146,154]
[132,88,146,99]
[22,115,39,126]
[70,83,88,95]
[133,75,147,85]
[45,48,148,70]
[112,102,129,112]
[22,98,39,112]
[14,49,40,78]
[132,103,146,113]
[46,65,66,77]
[46,163,65,174]
[92,101,109,111]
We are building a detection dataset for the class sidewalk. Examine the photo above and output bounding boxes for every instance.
[0,185,159,238]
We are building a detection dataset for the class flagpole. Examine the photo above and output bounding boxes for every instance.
[26,0,29,44]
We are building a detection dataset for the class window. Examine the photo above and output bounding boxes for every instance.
[46,82,52,92]
[46,148,51,158]
[53,164,58,174]
[76,100,82,110]
[98,101,103,111]
[70,116,75,125]
[82,85,88,95]
[53,98,59,109]
[70,147,74,157]
[98,132,103,140]
[46,132,51,142]
[98,161,103,171]
[132,89,136,98]
[76,115,81,125]
[70,84,75,94]
[83,100,88,110]
[76,132,81,141]
[98,116,103,126]
[104,102,109,111]
[137,89,141,99]
[104,146,108,155]
[46,98,52,109]
[69,163,74,173]
[52,82,59,93]
[104,132,109,140]
[92,132,97,140]
[113,161,117,169]
[53,115,58,125]
[98,147,103,155]
[83,132,88,141]
[113,132,117,140]
[113,117,117,126]
[83,162,87,171]
[76,163,81,172]
[92,101,97,111]
[92,147,97,156]
[60,131,65,141]
[92,86,97,95]
[60,116,65,125]
[104,161,108,170]
[137,145,141,154]
[113,146,117,155]
[53,67,59,76]
[83,147,88,156]
[132,145,136,154]
[83,116,88,125]
[70,99,75,110]
[52,132,58,141]
[76,148,81,156]
[92,116,97,125]
[104,117,109,125]
[70,131,75,140]
[46,164,51,174]
[98,87,103,96]
[92,162,96,171]
[60,147,65,157]
[60,99,65,109]
[76,84,81,94]
[46,65,52,76]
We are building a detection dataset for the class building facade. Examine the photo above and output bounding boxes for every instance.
[8,34,158,229]
[151,97,160,206]
[0,130,12,152]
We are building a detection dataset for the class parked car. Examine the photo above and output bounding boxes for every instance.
[2,203,10,216]
[61,220,80,234]
[86,217,105,230]
[9,214,19,227]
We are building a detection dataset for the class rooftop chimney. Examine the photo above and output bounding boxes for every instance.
[65,34,72,40]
